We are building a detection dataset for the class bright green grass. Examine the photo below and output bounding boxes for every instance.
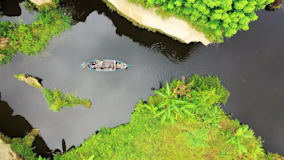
[55,75,283,160]
[42,88,92,112]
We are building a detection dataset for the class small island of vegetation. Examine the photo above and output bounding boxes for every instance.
[42,88,92,112]
[0,0,71,65]
[14,73,92,112]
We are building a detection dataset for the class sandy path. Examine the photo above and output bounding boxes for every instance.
[106,0,211,45]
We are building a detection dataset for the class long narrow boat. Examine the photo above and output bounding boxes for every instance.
[81,59,130,72]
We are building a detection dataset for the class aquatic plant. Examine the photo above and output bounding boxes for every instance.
[42,88,92,112]
[0,3,71,65]
[127,0,274,42]
[55,75,282,160]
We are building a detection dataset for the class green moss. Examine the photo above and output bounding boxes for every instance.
[0,3,71,65]
[42,88,92,112]
[56,75,283,160]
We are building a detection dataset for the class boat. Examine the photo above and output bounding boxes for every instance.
[80,59,130,72]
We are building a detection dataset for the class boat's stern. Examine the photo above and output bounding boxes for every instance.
[80,62,88,69]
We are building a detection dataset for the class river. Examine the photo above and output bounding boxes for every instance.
[0,0,284,156]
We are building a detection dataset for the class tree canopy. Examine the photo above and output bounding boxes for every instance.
[129,0,274,42]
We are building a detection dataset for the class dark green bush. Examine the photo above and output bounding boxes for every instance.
[128,0,274,42]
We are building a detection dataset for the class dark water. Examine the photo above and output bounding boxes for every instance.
[0,93,52,157]
[0,0,284,156]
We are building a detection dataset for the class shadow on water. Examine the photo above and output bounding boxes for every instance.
[0,92,52,158]
[60,0,200,63]
[0,0,23,16]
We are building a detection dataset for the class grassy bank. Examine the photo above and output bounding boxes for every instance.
[123,0,274,43]
[55,75,283,160]
[0,1,71,65]
[42,88,92,112]
[0,129,47,160]
[3,75,284,159]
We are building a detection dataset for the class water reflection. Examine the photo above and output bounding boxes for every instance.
[60,0,200,63]
[0,92,52,158]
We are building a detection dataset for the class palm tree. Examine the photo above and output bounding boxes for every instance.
[153,82,195,124]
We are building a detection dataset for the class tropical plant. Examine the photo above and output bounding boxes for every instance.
[151,81,195,124]
[137,75,229,124]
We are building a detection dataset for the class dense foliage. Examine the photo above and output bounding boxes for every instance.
[42,88,92,112]
[128,0,274,42]
[0,3,71,65]
[55,75,282,160]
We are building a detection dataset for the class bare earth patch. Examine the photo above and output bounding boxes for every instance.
[106,0,211,45]
[0,38,9,49]
[0,138,22,160]
[29,0,53,6]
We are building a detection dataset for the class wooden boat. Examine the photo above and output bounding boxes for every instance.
[81,59,130,71]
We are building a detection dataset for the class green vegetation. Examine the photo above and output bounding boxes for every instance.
[14,73,43,89]
[14,73,92,112]
[2,75,284,159]
[127,0,274,42]
[54,75,283,160]
[0,1,71,65]
[42,88,92,112]
[0,129,47,160]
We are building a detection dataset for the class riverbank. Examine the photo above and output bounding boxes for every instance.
[103,0,211,45]
[0,129,45,160]
[0,1,71,65]
[56,75,283,160]
[2,75,284,159]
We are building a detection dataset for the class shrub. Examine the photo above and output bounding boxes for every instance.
[136,75,230,124]
[128,0,274,42]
